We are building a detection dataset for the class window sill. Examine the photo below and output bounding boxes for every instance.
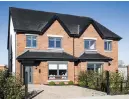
[47,48,64,50]
[25,47,37,49]
[47,80,70,82]
[85,49,97,52]
[104,50,112,52]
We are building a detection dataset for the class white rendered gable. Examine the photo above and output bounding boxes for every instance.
[10,16,16,73]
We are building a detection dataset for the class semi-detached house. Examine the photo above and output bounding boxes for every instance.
[7,7,122,84]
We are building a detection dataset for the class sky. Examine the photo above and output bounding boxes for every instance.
[0,1,129,65]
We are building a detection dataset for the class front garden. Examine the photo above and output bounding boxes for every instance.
[78,70,129,95]
[48,70,129,95]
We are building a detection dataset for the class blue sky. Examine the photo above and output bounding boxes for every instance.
[0,1,129,65]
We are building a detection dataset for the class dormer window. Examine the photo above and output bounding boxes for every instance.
[49,37,62,48]
[84,39,96,50]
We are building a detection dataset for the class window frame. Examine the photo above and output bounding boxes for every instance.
[104,40,112,51]
[84,39,96,50]
[87,62,103,73]
[48,37,62,48]
[48,61,68,80]
[26,34,37,48]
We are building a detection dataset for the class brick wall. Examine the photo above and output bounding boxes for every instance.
[16,20,119,84]
[74,24,118,72]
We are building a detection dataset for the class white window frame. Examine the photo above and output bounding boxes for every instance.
[87,62,103,73]
[25,34,37,48]
[48,37,62,49]
[84,38,97,51]
[104,40,112,52]
[48,62,68,80]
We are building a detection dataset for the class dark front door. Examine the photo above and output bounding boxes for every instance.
[25,66,33,84]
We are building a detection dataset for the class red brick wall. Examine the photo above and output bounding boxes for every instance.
[16,20,119,84]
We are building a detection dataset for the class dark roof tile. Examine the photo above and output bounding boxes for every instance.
[79,52,112,61]
[10,7,122,40]
[17,50,76,61]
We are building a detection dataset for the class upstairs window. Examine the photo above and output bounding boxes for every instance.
[49,37,61,48]
[26,35,37,48]
[104,40,112,51]
[84,39,96,50]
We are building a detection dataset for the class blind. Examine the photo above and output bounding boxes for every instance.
[59,64,67,69]
[49,64,57,69]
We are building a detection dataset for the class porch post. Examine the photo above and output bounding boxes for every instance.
[25,71,28,98]
[20,63,22,79]
[106,71,110,95]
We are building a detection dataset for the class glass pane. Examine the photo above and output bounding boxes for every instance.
[49,64,57,69]
[56,40,61,48]
[32,39,36,47]
[85,40,90,49]
[90,40,95,49]
[49,70,57,79]
[26,36,31,47]
[59,70,67,79]
[59,70,67,75]
[95,64,102,73]
[49,38,55,48]
[87,63,94,71]
[108,41,112,51]
[59,64,67,69]
[32,36,36,40]
[49,70,57,75]
[104,41,107,50]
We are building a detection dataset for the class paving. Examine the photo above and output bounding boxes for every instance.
[68,95,129,99]
[28,84,106,99]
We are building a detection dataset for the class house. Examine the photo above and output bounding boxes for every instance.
[0,64,7,71]
[7,7,122,84]
[118,66,128,80]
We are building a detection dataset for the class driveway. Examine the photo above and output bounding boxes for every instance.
[28,84,106,99]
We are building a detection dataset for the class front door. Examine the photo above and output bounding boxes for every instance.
[25,66,33,84]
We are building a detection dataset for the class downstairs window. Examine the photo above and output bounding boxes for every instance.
[48,63,68,80]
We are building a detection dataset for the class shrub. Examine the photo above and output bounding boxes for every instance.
[0,70,25,99]
[109,72,124,94]
[78,71,101,88]
[48,81,55,86]
[59,82,65,85]
[68,81,74,85]
[78,81,86,87]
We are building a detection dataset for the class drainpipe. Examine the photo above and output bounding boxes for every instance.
[73,35,75,83]
[73,25,80,84]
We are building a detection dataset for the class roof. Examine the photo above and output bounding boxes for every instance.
[79,52,113,62]
[17,50,112,62]
[17,50,76,61]
[10,7,122,41]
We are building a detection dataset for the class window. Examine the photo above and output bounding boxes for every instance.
[84,39,96,50]
[26,35,37,48]
[104,41,112,51]
[49,37,61,48]
[87,63,103,73]
[48,63,67,80]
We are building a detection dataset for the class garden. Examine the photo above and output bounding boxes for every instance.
[78,70,129,95]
